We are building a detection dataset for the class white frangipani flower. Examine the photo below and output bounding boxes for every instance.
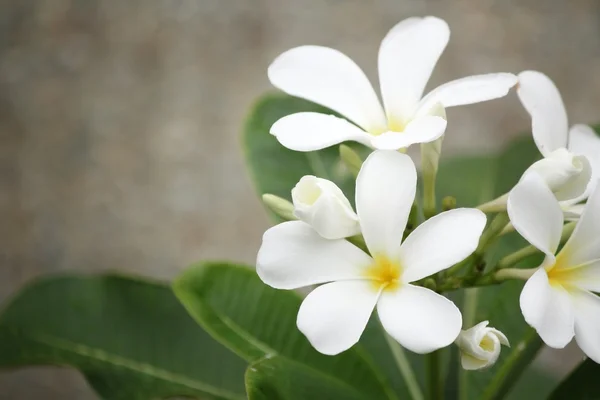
[257,151,487,355]
[517,71,594,204]
[291,175,360,239]
[455,321,509,370]
[507,172,600,362]
[268,16,517,151]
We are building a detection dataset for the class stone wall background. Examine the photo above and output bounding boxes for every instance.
[0,0,599,398]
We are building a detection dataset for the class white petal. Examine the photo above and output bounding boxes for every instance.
[378,284,462,353]
[297,280,379,355]
[268,45,387,133]
[378,17,449,124]
[553,259,600,292]
[417,73,517,117]
[271,113,373,151]
[517,71,568,156]
[569,124,600,196]
[560,184,600,266]
[256,221,371,289]
[572,289,600,363]
[292,176,360,239]
[369,115,447,150]
[356,151,416,258]
[519,268,574,348]
[562,203,585,221]
[400,208,486,283]
[461,353,490,370]
[507,172,563,256]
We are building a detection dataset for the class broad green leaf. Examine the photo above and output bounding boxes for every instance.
[245,356,368,400]
[549,359,600,399]
[0,275,247,400]
[173,262,397,400]
[242,93,367,208]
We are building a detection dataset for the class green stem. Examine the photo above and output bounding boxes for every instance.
[423,171,436,219]
[383,332,424,400]
[497,221,577,269]
[426,350,443,400]
[476,193,508,213]
[458,289,479,400]
[481,329,544,400]
[476,213,510,256]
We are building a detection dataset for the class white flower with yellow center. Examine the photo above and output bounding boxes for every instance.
[517,71,594,204]
[508,172,600,362]
[455,321,509,370]
[257,151,487,355]
[267,16,517,151]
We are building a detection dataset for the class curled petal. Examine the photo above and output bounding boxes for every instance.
[292,176,360,239]
[517,70,568,156]
[569,124,600,197]
[507,172,563,256]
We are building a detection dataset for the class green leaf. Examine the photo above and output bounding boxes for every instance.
[0,275,247,400]
[242,94,367,209]
[245,356,368,400]
[173,261,397,400]
[549,359,600,399]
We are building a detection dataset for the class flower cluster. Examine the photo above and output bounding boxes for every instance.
[256,16,600,369]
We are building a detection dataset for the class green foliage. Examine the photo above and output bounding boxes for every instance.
[245,356,369,400]
[173,261,397,399]
[0,275,247,400]
[549,359,600,399]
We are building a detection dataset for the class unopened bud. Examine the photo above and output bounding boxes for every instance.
[262,194,296,221]
[292,175,360,239]
[455,321,509,370]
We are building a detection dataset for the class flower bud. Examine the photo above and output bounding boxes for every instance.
[455,321,509,370]
[291,176,360,239]
[262,194,296,221]
[526,148,591,202]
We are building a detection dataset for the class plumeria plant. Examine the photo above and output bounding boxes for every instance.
[2,15,600,400]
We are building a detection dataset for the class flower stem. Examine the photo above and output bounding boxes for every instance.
[423,170,437,219]
[481,329,544,400]
[458,289,479,400]
[494,267,536,281]
[497,221,577,269]
[384,332,424,400]
[476,193,508,213]
[476,212,509,256]
[426,350,443,400]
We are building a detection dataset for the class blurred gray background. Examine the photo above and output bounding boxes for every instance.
[1,0,599,398]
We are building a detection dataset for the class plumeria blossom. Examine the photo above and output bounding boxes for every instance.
[507,172,600,362]
[291,175,360,239]
[257,151,487,355]
[267,16,517,151]
[455,321,509,370]
[518,71,595,206]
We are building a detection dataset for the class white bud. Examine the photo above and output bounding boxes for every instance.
[455,321,509,370]
[525,148,591,202]
[291,176,360,239]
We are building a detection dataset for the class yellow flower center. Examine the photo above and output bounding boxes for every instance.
[363,255,403,292]
[546,250,579,289]
[479,335,495,352]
